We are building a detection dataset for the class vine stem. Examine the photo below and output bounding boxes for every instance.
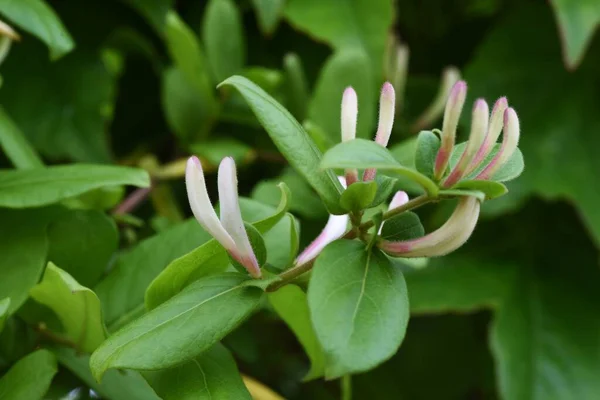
[266,194,433,292]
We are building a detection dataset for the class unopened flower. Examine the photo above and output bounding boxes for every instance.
[412,67,461,133]
[295,177,349,266]
[341,87,359,185]
[466,97,508,175]
[433,81,467,181]
[476,107,520,180]
[364,82,396,181]
[378,196,480,257]
[186,156,261,278]
[443,99,489,187]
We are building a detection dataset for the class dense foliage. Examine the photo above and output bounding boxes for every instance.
[0,0,598,399]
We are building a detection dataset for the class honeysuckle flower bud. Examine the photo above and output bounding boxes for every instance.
[363,82,396,181]
[341,87,359,185]
[186,156,261,278]
[476,107,520,180]
[0,19,18,65]
[392,44,409,112]
[378,196,480,257]
[443,99,489,187]
[433,80,467,181]
[466,97,508,175]
[411,66,461,133]
[379,191,409,234]
[294,177,349,266]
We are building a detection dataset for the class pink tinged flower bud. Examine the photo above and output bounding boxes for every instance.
[476,108,520,180]
[379,191,409,235]
[466,97,508,175]
[378,196,480,257]
[341,87,359,185]
[433,80,467,181]
[443,99,489,187]
[411,66,461,133]
[218,157,261,278]
[363,82,395,182]
[392,44,409,111]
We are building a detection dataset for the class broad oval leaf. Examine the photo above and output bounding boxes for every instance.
[339,181,377,212]
[218,75,345,214]
[0,0,74,59]
[415,130,441,179]
[308,240,409,378]
[321,139,439,196]
[0,164,149,208]
[0,349,58,399]
[380,212,425,242]
[90,273,263,381]
[144,343,252,399]
[30,263,106,353]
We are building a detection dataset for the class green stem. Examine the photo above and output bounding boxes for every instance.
[266,259,315,292]
[341,375,352,400]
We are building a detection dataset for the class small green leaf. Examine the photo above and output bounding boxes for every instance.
[308,240,409,378]
[339,181,378,212]
[30,263,106,353]
[380,212,425,242]
[202,0,246,83]
[415,130,441,179]
[0,349,58,399]
[453,180,508,199]
[252,182,291,232]
[219,75,345,214]
[230,223,267,273]
[144,343,252,399]
[251,0,285,34]
[449,142,524,183]
[90,273,263,382]
[283,53,309,120]
[438,189,485,202]
[269,285,325,380]
[0,106,43,170]
[308,49,375,143]
[321,139,439,196]
[53,346,160,400]
[191,139,254,166]
[0,164,149,208]
[0,298,10,333]
[0,0,74,59]
[369,174,398,208]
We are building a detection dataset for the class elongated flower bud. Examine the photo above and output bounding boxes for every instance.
[363,82,395,181]
[379,196,480,257]
[443,99,489,187]
[466,97,508,175]
[433,80,467,181]
[392,44,409,112]
[411,67,461,133]
[476,108,520,180]
[341,87,359,185]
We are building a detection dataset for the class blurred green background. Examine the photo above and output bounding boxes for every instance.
[2,0,600,399]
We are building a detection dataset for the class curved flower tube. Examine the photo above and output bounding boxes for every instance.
[186,156,261,278]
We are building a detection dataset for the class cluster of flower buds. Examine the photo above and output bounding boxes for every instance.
[434,81,520,186]
[186,156,261,278]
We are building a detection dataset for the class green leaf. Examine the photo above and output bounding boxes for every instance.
[219,75,345,214]
[47,209,118,287]
[162,67,211,143]
[369,174,398,208]
[283,53,309,120]
[380,212,425,241]
[0,42,118,162]
[284,0,393,77]
[95,219,213,330]
[308,49,375,143]
[339,181,378,212]
[121,0,172,33]
[0,107,43,170]
[269,285,325,380]
[0,298,9,333]
[0,0,74,59]
[414,130,441,179]
[144,343,252,399]
[438,189,485,202]
[321,139,439,196]
[0,164,149,208]
[251,0,285,35]
[549,0,600,69]
[90,273,263,382]
[202,0,246,83]
[0,349,58,399]
[53,346,160,400]
[29,263,106,353]
[449,142,524,183]
[452,180,508,200]
[308,240,409,378]
[191,139,254,166]
[145,191,290,309]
